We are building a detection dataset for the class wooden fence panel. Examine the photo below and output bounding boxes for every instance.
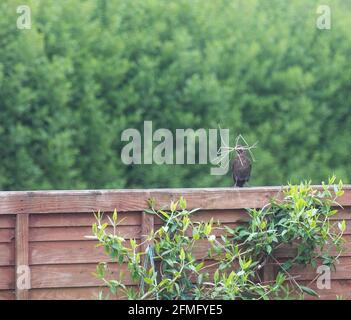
[0,186,350,300]
[0,214,15,300]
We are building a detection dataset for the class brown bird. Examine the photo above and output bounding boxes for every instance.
[232,146,251,187]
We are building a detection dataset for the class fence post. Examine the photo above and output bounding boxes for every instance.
[15,213,30,300]
[140,211,154,263]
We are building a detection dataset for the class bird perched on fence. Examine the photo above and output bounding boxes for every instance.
[232,145,251,187]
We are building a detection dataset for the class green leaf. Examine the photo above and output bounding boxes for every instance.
[179,248,186,260]
[143,209,156,215]
[266,245,272,254]
[130,238,137,250]
[179,197,187,210]
[227,271,235,284]
[193,231,200,240]
[338,220,346,233]
[204,222,212,236]
[275,272,286,286]
[300,286,319,298]
[241,259,252,270]
[170,201,177,212]
[99,223,108,231]
[214,269,219,283]
[282,260,293,270]
[195,261,204,271]
[259,219,267,230]
[159,210,170,219]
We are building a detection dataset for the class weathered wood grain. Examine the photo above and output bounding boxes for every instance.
[0,290,15,300]
[0,266,15,290]
[29,286,130,300]
[0,215,16,229]
[0,229,15,243]
[29,240,139,265]
[30,263,135,288]
[2,186,349,215]
[15,214,29,300]
[28,260,235,290]
[29,225,141,242]
[29,212,141,227]
[0,242,15,266]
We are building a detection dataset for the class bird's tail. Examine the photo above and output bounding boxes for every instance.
[235,180,245,187]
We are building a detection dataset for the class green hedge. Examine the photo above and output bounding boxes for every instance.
[0,0,350,190]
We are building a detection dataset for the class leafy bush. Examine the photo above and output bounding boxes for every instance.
[92,179,345,299]
[223,176,345,297]
[1,0,351,189]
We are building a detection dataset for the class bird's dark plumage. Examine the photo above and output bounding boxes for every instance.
[232,147,251,187]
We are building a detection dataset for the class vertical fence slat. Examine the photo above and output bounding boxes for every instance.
[15,214,29,300]
[141,211,154,262]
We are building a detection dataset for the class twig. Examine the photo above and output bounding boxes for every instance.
[212,131,258,168]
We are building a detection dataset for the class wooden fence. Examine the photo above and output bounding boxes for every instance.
[0,186,351,300]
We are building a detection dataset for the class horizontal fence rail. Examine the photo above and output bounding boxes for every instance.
[0,186,351,300]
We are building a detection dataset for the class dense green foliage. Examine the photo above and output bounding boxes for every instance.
[92,180,345,299]
[1,0,350,190]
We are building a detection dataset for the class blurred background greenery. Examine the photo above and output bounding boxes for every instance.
[0,0,350,190]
